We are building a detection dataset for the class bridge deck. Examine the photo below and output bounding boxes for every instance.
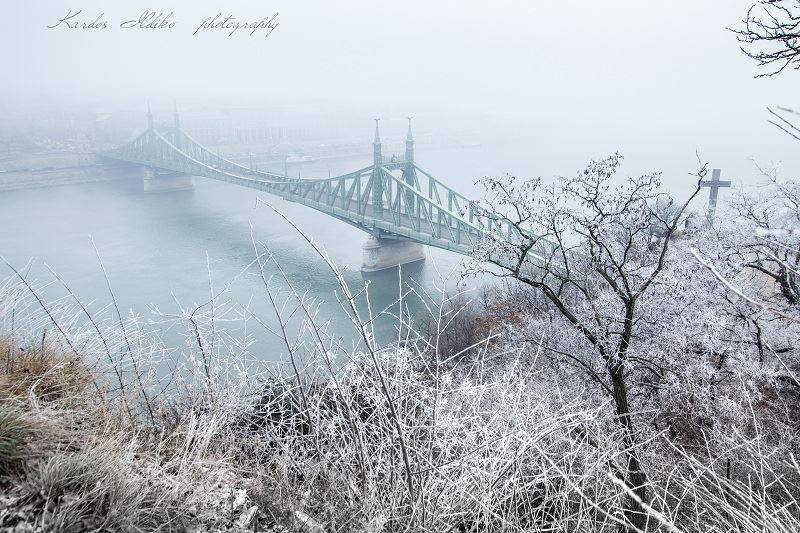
[101,123,558,264]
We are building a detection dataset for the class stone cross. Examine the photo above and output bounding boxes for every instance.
[700,168,732,224]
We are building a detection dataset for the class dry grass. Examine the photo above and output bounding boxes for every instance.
[0,223,798,531]
[0,335,92,403]
[0,403,29,477]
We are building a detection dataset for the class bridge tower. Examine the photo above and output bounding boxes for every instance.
[361,118,425,272]
[172,101,182,149]
[404,116,414,164]
[402,117,417,208]
[140,103,194,193]
[371,118,383,217]
[147,101,154,131]
[173,101,180,131]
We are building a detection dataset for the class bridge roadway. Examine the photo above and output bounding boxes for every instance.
[101,110,558,269]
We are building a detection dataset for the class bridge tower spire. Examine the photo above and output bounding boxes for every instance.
[172,101,182,149]
[373,118,382,165]
[404,116,414,164]
[147,101,154,131]
[173,101,180,131]
[372,118,383,217]
[401,116,417,209]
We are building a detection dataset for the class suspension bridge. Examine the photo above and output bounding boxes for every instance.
[101,106,556,271]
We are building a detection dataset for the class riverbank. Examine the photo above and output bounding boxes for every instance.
[2,322,796,532]
[0,150,131,191]
[2,149,799,532]
[0,253,798,532]
[0,164,132,191]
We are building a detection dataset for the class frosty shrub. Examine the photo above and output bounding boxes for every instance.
[0,189,798,531]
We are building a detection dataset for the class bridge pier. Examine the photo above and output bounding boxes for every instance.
[361,236,426,272]
[142,168,195,193]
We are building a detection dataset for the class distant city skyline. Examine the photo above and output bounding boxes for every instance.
[4,1,800,186]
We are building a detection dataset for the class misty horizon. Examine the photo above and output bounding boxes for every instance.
[4,1,800,184]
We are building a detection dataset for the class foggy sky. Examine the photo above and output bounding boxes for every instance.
[4,1,799,186]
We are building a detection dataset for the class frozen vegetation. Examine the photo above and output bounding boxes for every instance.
[1,157,800,532]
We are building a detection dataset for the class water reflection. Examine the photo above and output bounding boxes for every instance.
[359,260,429,345]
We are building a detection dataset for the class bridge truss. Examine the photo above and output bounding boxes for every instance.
[102,108,556,263]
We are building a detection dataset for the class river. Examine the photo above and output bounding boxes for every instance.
[0,141,551,363]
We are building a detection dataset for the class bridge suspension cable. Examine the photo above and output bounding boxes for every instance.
[101,116,559,265]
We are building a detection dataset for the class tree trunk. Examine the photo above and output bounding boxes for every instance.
[610,365,648,531]
[778,267,799,305]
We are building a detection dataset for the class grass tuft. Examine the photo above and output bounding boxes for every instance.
[0,335,92,403]
[0,404,29,477]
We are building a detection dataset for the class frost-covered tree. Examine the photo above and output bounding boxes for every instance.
[734,0,800,77]
[692,170,800,403]
[722,173,800,307]
[472,154,705,528]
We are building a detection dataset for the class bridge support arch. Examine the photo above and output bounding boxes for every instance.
[361,236,425,272]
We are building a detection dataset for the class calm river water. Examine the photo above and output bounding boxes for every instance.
[0,142,554,362]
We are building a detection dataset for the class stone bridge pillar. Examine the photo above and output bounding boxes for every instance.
[361,235,425,272]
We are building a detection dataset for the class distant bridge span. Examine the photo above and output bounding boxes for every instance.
[102,106,555,271]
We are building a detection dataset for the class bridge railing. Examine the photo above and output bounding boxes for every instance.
[103,126,560,264]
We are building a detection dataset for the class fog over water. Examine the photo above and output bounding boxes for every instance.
[0,144,513,357]
[2,1,799,360]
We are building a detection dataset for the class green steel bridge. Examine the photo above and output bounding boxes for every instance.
[102,106,557,267]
